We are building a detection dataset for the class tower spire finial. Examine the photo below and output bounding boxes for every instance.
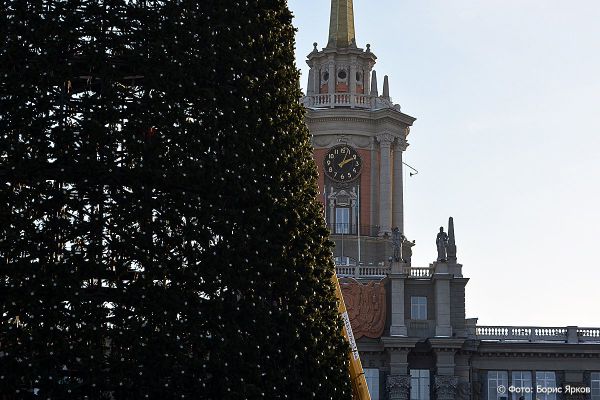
[327,0,356,48]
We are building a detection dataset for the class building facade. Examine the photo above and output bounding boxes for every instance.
[302,1,600,399]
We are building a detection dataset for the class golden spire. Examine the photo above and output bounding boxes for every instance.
[327,0,356,48]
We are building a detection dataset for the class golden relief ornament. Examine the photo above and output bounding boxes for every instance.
[340,279,386,339]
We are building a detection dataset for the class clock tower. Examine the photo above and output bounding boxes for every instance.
[303,0,416,268]
[303,4,473,400]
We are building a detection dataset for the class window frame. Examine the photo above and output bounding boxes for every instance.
[591,372,600,400]
[511,371,533,400]
[410,296,428,320]
[488,371,509,400]
[364,368,380,400]
[535,371,557,400]
[410,369,430,400]
[335,207,350,234]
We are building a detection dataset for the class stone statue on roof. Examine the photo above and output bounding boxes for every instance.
[436,226,449,262]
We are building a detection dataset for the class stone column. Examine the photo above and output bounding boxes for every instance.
[307,66,315,96]
[370,137,379,233]
[349,59,357,108]
[392,138,407,233]
[351,197,358,236]
[434,272,452,337]
[390,263,408,336]
[389,348,410,375]
[328,60,335,107]
[377,133,394,235]
[455,353,472,385]
[434,348,456,376]
[434,375,459,400]
[387,375,411,400]
[456,381,472,400]
[328,195,335,230]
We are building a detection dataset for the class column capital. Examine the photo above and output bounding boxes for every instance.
[434,375,459,400]
[387,375,411,400]
[457,381,472,400]
[395,137,409,151]
[376,132,396,146]
[370,135,377,148]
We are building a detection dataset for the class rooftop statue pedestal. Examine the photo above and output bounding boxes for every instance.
[389,261,409,336]
[432,260,463,278]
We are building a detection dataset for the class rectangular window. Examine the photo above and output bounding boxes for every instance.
[512,371,533,400]
[536,372,557,400]
[335,207,350,234]
[488,371,509,400]
[364,369,380,400]
[410,369,430,400]
[411,296,427,320]
[591,373,600,400]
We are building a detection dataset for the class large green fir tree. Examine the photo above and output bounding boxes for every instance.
[0,1,351,398]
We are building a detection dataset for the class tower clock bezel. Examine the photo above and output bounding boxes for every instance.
[323,144,363,182]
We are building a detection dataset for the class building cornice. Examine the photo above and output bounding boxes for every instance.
[475,341,600,357]
[306,108,417,126]
[428,338,468,350]
[381,336,421,350]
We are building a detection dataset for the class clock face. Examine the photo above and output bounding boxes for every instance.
[324,145,363,182]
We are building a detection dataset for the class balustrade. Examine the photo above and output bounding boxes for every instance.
[301,93,375,109]
[475,325,600,343]
[335,264,434,279]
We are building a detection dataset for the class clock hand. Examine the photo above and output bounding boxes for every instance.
[338,152,349,168]
[339,158,353,167]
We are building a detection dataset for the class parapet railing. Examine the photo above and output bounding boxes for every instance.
[302,93,375,109]
[474,326,600,343]
[577,327,600,339]
[335,264,388,278]
[401,266,433,278]
[335,265,434,279]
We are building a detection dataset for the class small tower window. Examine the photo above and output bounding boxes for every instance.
[356,72,362,82]
[322,71,329,82]
[337,70,347,80]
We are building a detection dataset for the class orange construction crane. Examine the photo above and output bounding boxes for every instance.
[333,274,372,400]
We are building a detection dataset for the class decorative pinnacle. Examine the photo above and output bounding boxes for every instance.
[383,75,390,99]
[447,217,457,262]
[370,70,378,97]
[327,0,356,48]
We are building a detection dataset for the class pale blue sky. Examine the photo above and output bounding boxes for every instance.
[289,0,600,326]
